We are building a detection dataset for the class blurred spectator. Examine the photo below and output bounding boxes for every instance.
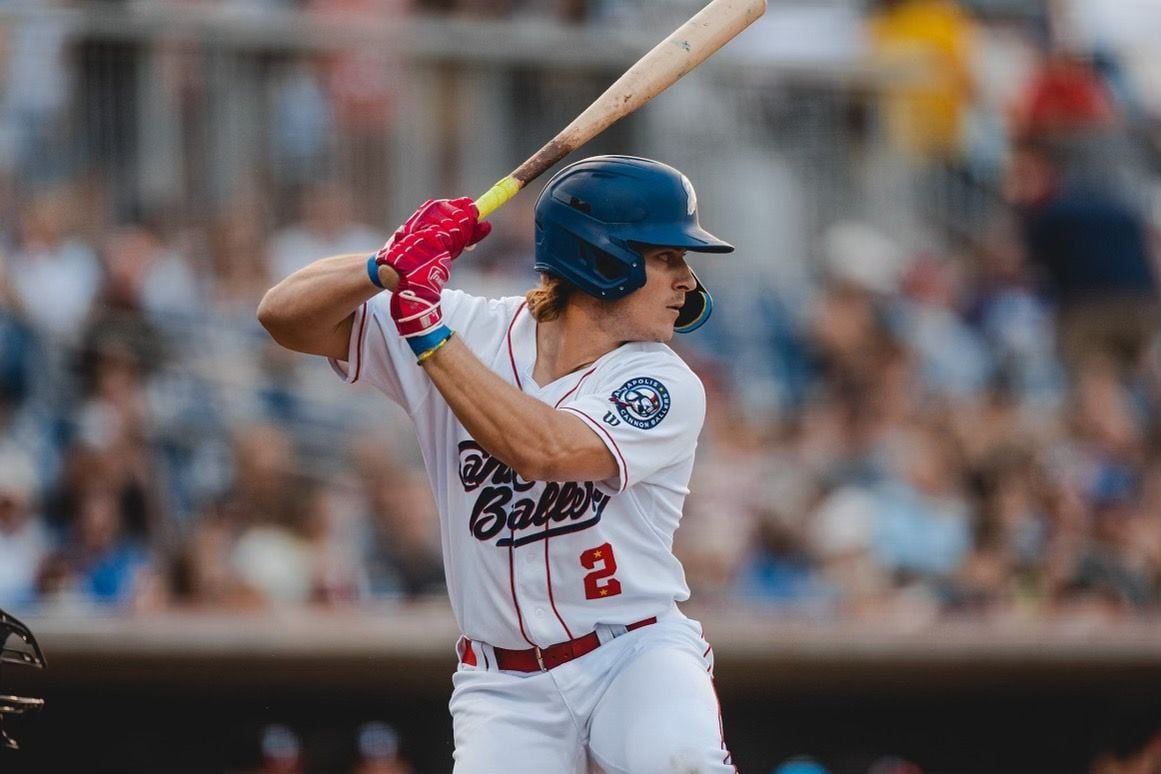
[209,202,277,318]
[871,422,973,585]
[821,220,910,299]
[216,431,368,607]
[1013,50,1117,147]
[732,465,824,611]
[0,446,49,610]
[249,723,305,774]
[220,460,324,606]
[269,61,335,196]
[301,479,368,605]
[85,224,170,412]
[0,0,74,182]
[1006,141,1160,373]
[305,0,404,219]
[218,423,302,531]
[771,757,832,774]
[268,181,381,282]
[0,283,38,413]
[1047,357,1157,611]
[38,480,162,611]
[893,254,994,398]
[950,445,1045,613]
[66,312,166,544]
[187,201,299,426]
[363,471,445,598]
[868,0,977,160]
[807,484,891,618]
[963,224,1064,403]
[807,281,899,434]
[681,405,780,602]
[230,506,316,606]
[353,721,414,774]
[4,187,103,347]
[102,220,201,328]
[309,0,402,131]
[170,506,263,610]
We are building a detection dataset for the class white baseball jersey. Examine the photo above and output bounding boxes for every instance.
[330,289,705,650]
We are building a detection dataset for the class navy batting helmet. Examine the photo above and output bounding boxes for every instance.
[533,156,732,333]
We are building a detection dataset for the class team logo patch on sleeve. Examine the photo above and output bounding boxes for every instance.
[609,377,671,429]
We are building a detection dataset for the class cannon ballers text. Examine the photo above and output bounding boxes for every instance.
[458,441,611,548]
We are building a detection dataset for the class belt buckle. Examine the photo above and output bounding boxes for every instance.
[534,646,546,672]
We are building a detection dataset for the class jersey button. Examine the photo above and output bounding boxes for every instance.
[534,608,546,618]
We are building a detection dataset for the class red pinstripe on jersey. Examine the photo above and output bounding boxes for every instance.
[351,302,369,383]
[543,524,574,641]
[553,366,597,409]
[558,407,630,493]
[543,367,608,638]
[508,536,535,648]
[505,301,527,389]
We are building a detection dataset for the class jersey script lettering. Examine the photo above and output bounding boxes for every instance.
[458,440,612,547]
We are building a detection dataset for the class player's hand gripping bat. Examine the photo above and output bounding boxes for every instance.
[472,0,767,220]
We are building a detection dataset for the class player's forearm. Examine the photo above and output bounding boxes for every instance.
[421,336,609,482]
[257,253,399,356]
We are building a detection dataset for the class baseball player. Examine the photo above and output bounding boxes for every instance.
[259,156,736,773]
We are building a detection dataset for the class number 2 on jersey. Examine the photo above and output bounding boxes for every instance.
[580,542,622,600]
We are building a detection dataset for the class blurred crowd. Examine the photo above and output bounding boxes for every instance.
[241,721,415,774]
[0,0,1160,637]
[675,0,1161,627]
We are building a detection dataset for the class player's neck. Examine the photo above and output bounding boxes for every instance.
[533,307,622,385]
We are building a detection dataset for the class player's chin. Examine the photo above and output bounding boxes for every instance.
[652,325,676,343]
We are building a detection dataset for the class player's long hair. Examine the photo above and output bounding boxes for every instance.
[525,273,574,322]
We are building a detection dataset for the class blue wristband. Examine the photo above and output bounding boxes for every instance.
[406,324,453,358]
[367,254,386,290]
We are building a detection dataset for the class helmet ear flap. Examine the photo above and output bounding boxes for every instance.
[674,269,713,334]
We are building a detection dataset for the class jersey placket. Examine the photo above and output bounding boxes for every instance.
[511,380,577,646]
[511,533,560,645]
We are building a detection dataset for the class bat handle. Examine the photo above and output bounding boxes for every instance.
[473,176,524,220]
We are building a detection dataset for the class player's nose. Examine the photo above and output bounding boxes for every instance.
[673,258,695,292]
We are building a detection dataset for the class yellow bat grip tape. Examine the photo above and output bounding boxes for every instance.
[474,176,523,220]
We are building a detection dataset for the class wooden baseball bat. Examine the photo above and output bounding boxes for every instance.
[473,0,766,219]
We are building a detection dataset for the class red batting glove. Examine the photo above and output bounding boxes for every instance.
[376,197,491,268]
[388,227,457,300]
[384,226,459,357]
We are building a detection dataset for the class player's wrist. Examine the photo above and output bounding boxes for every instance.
[411,326,454,364]
[366,254,386,290]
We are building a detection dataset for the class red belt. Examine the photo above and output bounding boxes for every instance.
[466,617,657,673]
